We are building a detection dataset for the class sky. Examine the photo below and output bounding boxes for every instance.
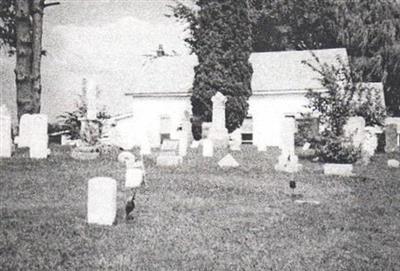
[0,0,194,122]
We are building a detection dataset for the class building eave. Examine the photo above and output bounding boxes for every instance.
[125,88,327,98]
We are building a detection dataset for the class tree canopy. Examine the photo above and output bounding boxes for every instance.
[171,0,400,116]
[172,0,253,135]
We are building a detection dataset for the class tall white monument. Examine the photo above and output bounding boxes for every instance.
[208,92,229,148]
[275,115,302,172]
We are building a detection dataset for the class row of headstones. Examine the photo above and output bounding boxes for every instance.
[0,105,49,159]
[275,115,400,173]
[88,152,144,225]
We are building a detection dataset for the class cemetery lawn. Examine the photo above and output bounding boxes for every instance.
[1,146,399,270]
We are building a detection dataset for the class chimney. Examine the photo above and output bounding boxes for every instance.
[156,44,165,57]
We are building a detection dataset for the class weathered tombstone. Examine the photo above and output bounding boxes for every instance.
[156,139,182,167]
[182,110,193,145]
[344,116,366,149]
[387,159,400,168]
[385,124,398,153]
[229,129,241,151]
[125,161,144,188]
[274,115,302,172]
[87,177,117,225]
[385,117,400,149]
[0,105,12,158]
[118,151,135,163]
[218,154,239,168]
[361,127,379,164]
[29,114,49,159]
[208,92,229,148]
[177,128,188,157]
[140,136,151,155]
[15,114,34,148]
[202,139,214,157]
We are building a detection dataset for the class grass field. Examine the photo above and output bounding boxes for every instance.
[1,145,399,270]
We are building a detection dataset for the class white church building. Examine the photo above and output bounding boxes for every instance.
[111,48,348,149]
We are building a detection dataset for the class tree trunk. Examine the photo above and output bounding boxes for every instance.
[15,0,33,121]
[31,0,44,114]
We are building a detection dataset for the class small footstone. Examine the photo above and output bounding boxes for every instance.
[218,154,239,168]
[387,159,400,168]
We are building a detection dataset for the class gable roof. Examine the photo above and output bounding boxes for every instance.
[126,48,348,97]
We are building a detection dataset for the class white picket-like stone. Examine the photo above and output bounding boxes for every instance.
[16,114,34,147]
[87,177,117,226]
[202,139,214,157]
[125,168,143,188]
[29,114,49,159]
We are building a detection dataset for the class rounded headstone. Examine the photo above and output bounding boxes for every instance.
[118,151,136,163]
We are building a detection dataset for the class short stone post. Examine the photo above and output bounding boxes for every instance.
[87,177,117,226]
[0,105,12,158]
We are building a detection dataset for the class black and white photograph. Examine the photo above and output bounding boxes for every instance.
[1,0,400,269]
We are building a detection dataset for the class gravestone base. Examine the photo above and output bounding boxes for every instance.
[71,145,100,160]
[209,128,229,149]
[156,155,183,167]
[323,163,354,176]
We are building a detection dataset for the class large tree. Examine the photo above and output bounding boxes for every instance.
[172,0,253,136]
[172,0,400,116]
[0,0,58,120]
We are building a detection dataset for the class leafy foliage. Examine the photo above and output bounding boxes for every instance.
[0,0,15,52]
[304,53,386,136]
[316,130,361,163]
[57,94,110,142]
[304,52,386,163]
[172,0,253,133]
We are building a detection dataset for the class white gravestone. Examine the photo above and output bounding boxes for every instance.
[118,151,135,163]
[202,139,214,157]
[275,115,302,172]
[29,114,49,159]
[156,139,182,167]
[229,129,241,151]
[344,116,366,149]
[177,128,188,157]
[87,177,117,226]
[125,161,144,188]
[361,127,378,164]
[16,114,34,147]
[208,92,229,148]
[0,105,12,158]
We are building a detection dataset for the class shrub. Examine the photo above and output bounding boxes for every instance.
[315,131,361,163]
[303,52,385,163]
[57,94,110,142]
[304,53,386,136]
